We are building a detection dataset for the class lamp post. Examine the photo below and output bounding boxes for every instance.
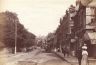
[14,20,17,54]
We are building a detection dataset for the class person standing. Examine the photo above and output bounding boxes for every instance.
[76,47,82,65]
[81,44,88,65]
[62,47,66,57]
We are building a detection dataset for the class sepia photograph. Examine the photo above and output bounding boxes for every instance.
[0,0,96,65]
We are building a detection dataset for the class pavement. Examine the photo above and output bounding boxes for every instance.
[54,51,96,65]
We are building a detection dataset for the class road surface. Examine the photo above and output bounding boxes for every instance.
[3,48,71,65]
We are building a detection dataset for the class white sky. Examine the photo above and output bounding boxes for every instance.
[1,0,76,36]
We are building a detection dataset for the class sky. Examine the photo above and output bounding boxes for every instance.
[1,0,76,36]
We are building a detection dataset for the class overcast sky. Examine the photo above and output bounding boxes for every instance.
[1,0,76,36]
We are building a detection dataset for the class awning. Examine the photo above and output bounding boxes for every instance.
[80,0,92,6]
[80,0,96,7]
[87,32,96,39]
[88,0,96,7]
[84,32,96,44]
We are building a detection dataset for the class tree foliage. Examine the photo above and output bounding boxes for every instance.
[0,11,36,51]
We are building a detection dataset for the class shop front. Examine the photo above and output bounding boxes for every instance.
[84,31,96,58]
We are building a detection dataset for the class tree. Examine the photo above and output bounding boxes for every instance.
[0,11,36,53]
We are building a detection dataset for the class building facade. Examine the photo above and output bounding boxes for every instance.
[54,0,96,57]
[55,9,73,54]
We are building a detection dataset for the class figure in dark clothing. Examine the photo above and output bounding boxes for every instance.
[76,48,82,65]
[62,47,66,57]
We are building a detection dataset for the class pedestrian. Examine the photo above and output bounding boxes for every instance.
[81,44,88,65]
[76,47,82,65]
[62,47,66,57]
[65,46,70,57]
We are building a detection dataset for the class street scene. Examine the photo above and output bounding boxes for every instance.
[0,0,96,65]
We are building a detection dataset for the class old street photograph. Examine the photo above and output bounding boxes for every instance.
[0,0,96,65]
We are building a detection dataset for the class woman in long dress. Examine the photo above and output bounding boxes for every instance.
[81,49,88,65]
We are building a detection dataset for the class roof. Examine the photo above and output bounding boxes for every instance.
[80,0,96,7]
